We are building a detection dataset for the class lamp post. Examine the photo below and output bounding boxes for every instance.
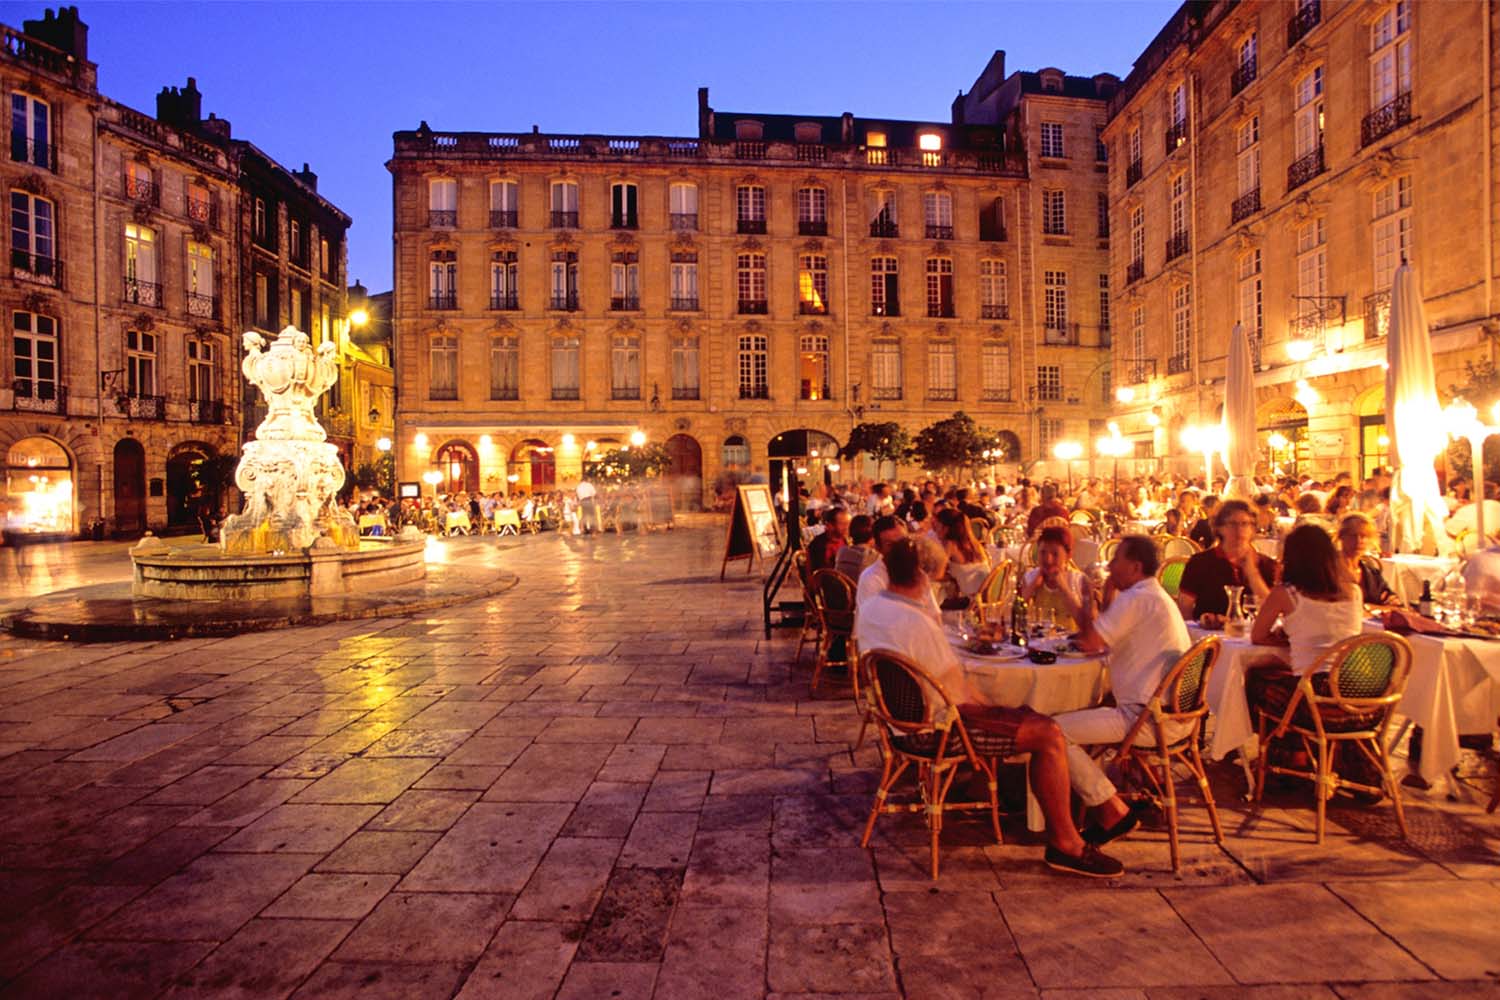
[421,469,443,500]
[1181,425,1222,491]
[1052,440,1083,494]
[1096,423,1131,509]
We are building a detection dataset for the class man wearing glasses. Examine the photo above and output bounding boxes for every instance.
[1176,499,1276,621]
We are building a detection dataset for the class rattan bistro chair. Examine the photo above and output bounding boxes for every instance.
[973,560,1016,625]
[1157,556,1190,598]
[1253,632,1414,844]
[858,649,1007,879]
[1158,535,1201,560]
[810,569,857,695]
[1088,636,1224,872]
[793,550,821,666]
[968,517,991,547]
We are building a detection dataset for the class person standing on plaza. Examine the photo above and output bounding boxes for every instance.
[576,477,598,535]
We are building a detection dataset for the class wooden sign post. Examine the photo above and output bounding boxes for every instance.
[720,483,782,579]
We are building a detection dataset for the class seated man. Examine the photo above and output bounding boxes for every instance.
[834,514,880,581]
[806,507,850,573]
[1051,535,1191,844]
[855,515,914,612]
[854,536,1124,878]
[1177,499,1276,621]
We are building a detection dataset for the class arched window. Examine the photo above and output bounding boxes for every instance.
[7,436,73,534]
[435,440,479,494]
[722,435,750,469]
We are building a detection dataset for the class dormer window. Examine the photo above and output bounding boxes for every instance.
[734,120,764,141]
[918,134,943,152]
[794,122,822,144]
[1039,68,1065,93]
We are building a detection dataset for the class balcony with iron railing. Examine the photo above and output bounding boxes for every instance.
[672,386,700,400]
[1287,0,1321,48]
[670,212,697,231]
[925,224,954,240]
[188,398,225,424]
[981,303,1010,320]
[489,209,517,228]
[1164,120,1188,155]
[1126,158,1143,187]
[982,388,1013,402]
[737,218,766,235]
[1363,289,1392,341]
[872,300,901,318]
[610,213,638,230]
[612,386,641,401]
[798,300,828,316]
[869,219,899,238]
[550,210,578,228]
[927,387,958,402]
[10,134,56,171]
[118,393,166,420]
[1287,144,1325,191]
[798,219,827,236]
[738,298,768,315]
[738,385,770,400]
[549,292,580,311]
[187,197,218,229]
[186,291,218,319]
[1165,230,1190,262]
[1362,91,1412,147]
[1167,352,1191,375]
[1044,322,1081,346]
[1126,258,1145,284]
[490,292,519,311]
[428,209,456,228]
[10,381,65,414]
[670,296,699,311]
[11,250,61,287]
[611,295,641,311]
[124,174,158,206]
[926,302,955,319]
[1231,56,1258,96]
[428,291,458,310]
[124,277,161,307]
[1231,188,1262,224]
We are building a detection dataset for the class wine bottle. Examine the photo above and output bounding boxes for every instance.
[1011,591,1029,648]
[1417,580,1433,618]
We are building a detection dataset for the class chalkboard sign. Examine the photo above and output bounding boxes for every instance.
[720,484,782,578]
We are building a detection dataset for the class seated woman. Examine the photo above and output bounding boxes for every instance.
[1019,526,1092,631]
[934,507,990,598]
[1338,512,1398,607]
[1244,523,1366,718]
[1178,500,1278,621]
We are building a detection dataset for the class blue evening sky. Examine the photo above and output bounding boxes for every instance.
[3,0,1178,290]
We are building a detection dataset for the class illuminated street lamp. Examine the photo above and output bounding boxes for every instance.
[1181,424,1223,490]
[421,469,444,499]
[1053,440,1083,493]
[375,436,395,508]
[1267,431,1289,476]
[1096,423,1131,508]
[630,430,647,447]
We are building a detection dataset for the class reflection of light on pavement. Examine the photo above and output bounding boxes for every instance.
[423,535,449,563]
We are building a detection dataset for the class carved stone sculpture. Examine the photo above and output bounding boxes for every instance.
[221,326,358,554]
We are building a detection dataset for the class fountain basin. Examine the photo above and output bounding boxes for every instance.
[131,534,427,601]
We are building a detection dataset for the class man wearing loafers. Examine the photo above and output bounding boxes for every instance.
[1052,535,1190,845]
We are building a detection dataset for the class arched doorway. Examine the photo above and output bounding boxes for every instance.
[434,440,480,495]
[1354,385,1388,479]
[664,433,703,511]
[165,442,217,530]
[1258,398,1310,478]
[509,439,555,494]
[768,428,841,497]
[995,430,1022,463]
[113,438,146,535]
[5,436,75,536]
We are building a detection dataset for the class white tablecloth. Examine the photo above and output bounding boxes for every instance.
[1191,622,1500,784]
[1381,554,1456,606]
[1252,537,1280,558]
[955,641,1108,716]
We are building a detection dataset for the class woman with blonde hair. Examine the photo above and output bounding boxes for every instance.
[934,506,990,597]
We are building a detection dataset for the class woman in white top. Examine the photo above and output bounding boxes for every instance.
[934,507,990,598]
[1246,523,1365,716]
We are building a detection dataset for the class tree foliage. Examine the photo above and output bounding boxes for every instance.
[1446,360,1500,486]
[908,412,1003,477]
[841,422,910,464]
[584,443,671,481]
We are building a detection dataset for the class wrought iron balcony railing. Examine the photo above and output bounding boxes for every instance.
[124,277,161,306]
[982,389,1013,402]
[798,219,827,236]
[1165,230,1190,262]
[549,292,579,311]
[738,385,770,400]
[187,292,217,318]
[11,250,61,287]
[1231,188,1262,224]
[1164,120,1188,155]
[187,197,217,228]
[738,298,768,315]
[1126,158,1143,187]
[927,388,958,402]
[610,213,638,230]
[119,393,165,420]
[10,381,64,413]
[670,212,697,231]
[124,175,157,205]
[490,292,518,311]
[926,303,955,319]
[981,304,1009,320]
[1231,57,1258,96]
[10,134,55,171]
[611,387,641,401]
[1287,144,1325,192]
[869,219,899,238]
[672,386,700,400]
[1126,258,1145,284]
[925,224,954,240]
[1361,91,1412,147]
[798,300,828,316]
[871,300,900,317]
[871,385,902,401]
[188,398,224,424]
[429,386,458,400]
[428,209,456,228]
[1167,352,1191,375]
[1363,289,1392,341]
[489,209,517,228]
[670,296,699,311]
[549,210,578,228]
[737,218,767,235]
[428,291,457,310]
[1287,0,1321,48]
[490,386,519,401]
[610,295,641,311]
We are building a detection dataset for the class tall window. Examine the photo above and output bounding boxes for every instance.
[925,258,954,317]
[981,341,1010,401]
[1295,66,1325,160]
[798,254,828,315]
[797,186,827,234]
[1238,249,1263,365]
[1039,418,1063,456]
[12,311,57,399]
[1369,2,1411,111]
[871,256,899,316]
[871,339,902,400]
[489,180,518,227]
[550,250,578,310]
[187,182,214,226]
[611,334,641,399]
[923,191,953,239]
[9,190,55,281]
[610,182,638,229]
[1094,124,1107,162]
[125,161,154,203]
[671,336,700,399]
[1171,283,1192,365]
[254,272,272,328]
[187,241,215,317]
[671,251,698,310]
[1040,122,1064,159]
[1096,192,1110,238]
[611,251,640,310]
[1372,176,1412,290]
[738,334,768,399]
[429,333,457,399]
[980,196,1005,241]
[428,178,457,227]
[980,259,1008,319]
[319,303,330,345]
[252,196,269,246]
[124,223,159,306]
[429,249,457,309]
[1037,365,1062,402]
[1238,33,1258,81]
[1169,173,1188,238]
[1296,218,1327,338]
[126,329,157,396]
[288,220,304,266]
[736,252,766,313]
[187,339,218,403]
[1169,82,1188,130]
[1131,306,1146,380]
[669,182,697,230]
[869,189,898,236]
[490,250,518,310]
[10,93,50,169]
[1129,206,1145,271]
[1044,270,1068,333]
[489,335,518,400]
[1098,274,1111,337]
[928,341,957,400]
[1042,190,1067,235]
[1236,116,1261,199]
[1128,127,1142,167]
[289,287,304,333]
[549,180,578,227]
[736,184,765,233]
[799,334,829,400]
[551,335,580,399]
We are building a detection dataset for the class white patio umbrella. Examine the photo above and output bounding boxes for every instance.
[1385,261,1452,555]
[1221,322,1258,501]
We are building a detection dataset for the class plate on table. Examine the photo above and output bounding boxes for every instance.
[961,638,1026,659]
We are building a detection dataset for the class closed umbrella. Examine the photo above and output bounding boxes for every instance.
[1385,261,1451,555]
[1221,322,1258,501]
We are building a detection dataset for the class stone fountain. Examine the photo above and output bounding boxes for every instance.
[130,326,426,601]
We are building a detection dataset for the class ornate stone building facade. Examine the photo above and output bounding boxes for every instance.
[389,61,1115,504]
[1103,0,1500,480]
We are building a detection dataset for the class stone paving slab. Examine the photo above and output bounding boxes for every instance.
[0,522,1496,998]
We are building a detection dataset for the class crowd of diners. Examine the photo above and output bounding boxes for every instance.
[798,467,1461,878]
[345,480,674,537]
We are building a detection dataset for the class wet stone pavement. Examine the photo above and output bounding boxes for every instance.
[0,519,1497,999]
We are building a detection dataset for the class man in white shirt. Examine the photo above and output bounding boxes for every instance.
[576,478,598,535]
[855,515,914,612]
[854,537,1124,878]
[1053,535,1191,845]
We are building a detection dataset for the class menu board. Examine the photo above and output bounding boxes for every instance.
[720,484,782,578]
